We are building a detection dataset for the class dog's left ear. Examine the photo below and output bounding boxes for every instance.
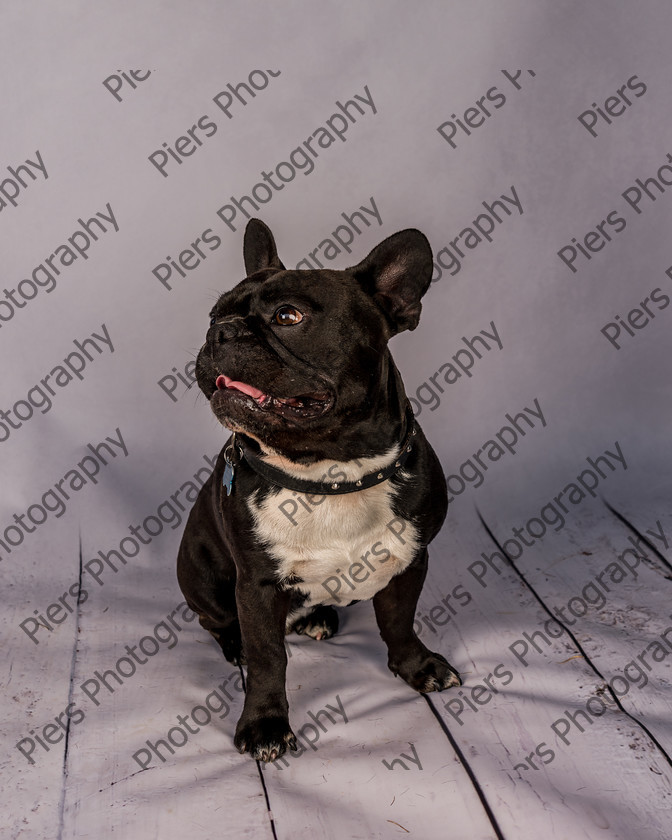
[350,229,433,333]
[243,218,286,275]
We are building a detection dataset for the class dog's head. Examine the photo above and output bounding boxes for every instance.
[196,219,433,460]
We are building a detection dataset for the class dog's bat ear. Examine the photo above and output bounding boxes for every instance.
[243,219,286,275]
[350,229,433,333]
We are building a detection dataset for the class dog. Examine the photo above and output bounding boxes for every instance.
[177,218,461,762]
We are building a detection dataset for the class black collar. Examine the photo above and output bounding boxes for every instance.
[228,403,417,496]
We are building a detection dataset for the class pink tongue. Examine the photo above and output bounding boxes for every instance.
[216,374,267,401]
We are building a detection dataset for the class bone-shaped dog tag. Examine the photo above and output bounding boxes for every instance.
[222,460,235,496]
[222,436,239,496]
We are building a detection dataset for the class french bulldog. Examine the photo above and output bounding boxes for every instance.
[177,218,461,762]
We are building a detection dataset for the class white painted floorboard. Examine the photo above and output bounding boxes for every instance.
[5,498,672,838]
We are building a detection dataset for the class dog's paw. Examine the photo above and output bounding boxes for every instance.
[290,605,339,641]
[391,649,462,693]
[234,716,298,762]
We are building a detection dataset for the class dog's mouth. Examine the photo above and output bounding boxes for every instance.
[213,374,332,420]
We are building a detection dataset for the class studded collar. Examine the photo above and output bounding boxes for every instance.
[227,403,417,496]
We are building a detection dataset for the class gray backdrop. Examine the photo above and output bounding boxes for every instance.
[4,3,672,838]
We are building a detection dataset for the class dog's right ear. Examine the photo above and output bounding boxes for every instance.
[243,219,286,275]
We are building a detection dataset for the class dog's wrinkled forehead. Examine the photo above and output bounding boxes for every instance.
[247,266,284,284]
[209,269,278,319]
[210,267,342,321]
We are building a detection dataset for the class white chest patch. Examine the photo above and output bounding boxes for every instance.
[247,450,419,616]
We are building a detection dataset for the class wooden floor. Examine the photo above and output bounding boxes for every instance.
[6,488,672,840]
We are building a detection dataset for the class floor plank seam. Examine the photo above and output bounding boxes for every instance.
[424,693,507,840]
[603,500,672,578]
[238,666,280,840]
[476,507,672,771]
[56,531,85,839]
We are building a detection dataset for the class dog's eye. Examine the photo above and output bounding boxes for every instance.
[273,305,304,326]
[209,316,216,326]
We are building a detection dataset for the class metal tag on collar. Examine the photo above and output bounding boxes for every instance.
[223,435,241,496]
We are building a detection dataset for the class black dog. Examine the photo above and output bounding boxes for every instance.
[177,219,461,762]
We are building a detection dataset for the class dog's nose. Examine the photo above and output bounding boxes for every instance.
[208,317,247,344]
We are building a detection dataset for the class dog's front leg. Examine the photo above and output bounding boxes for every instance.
[233,572,298,762]
[373,548,462,692]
